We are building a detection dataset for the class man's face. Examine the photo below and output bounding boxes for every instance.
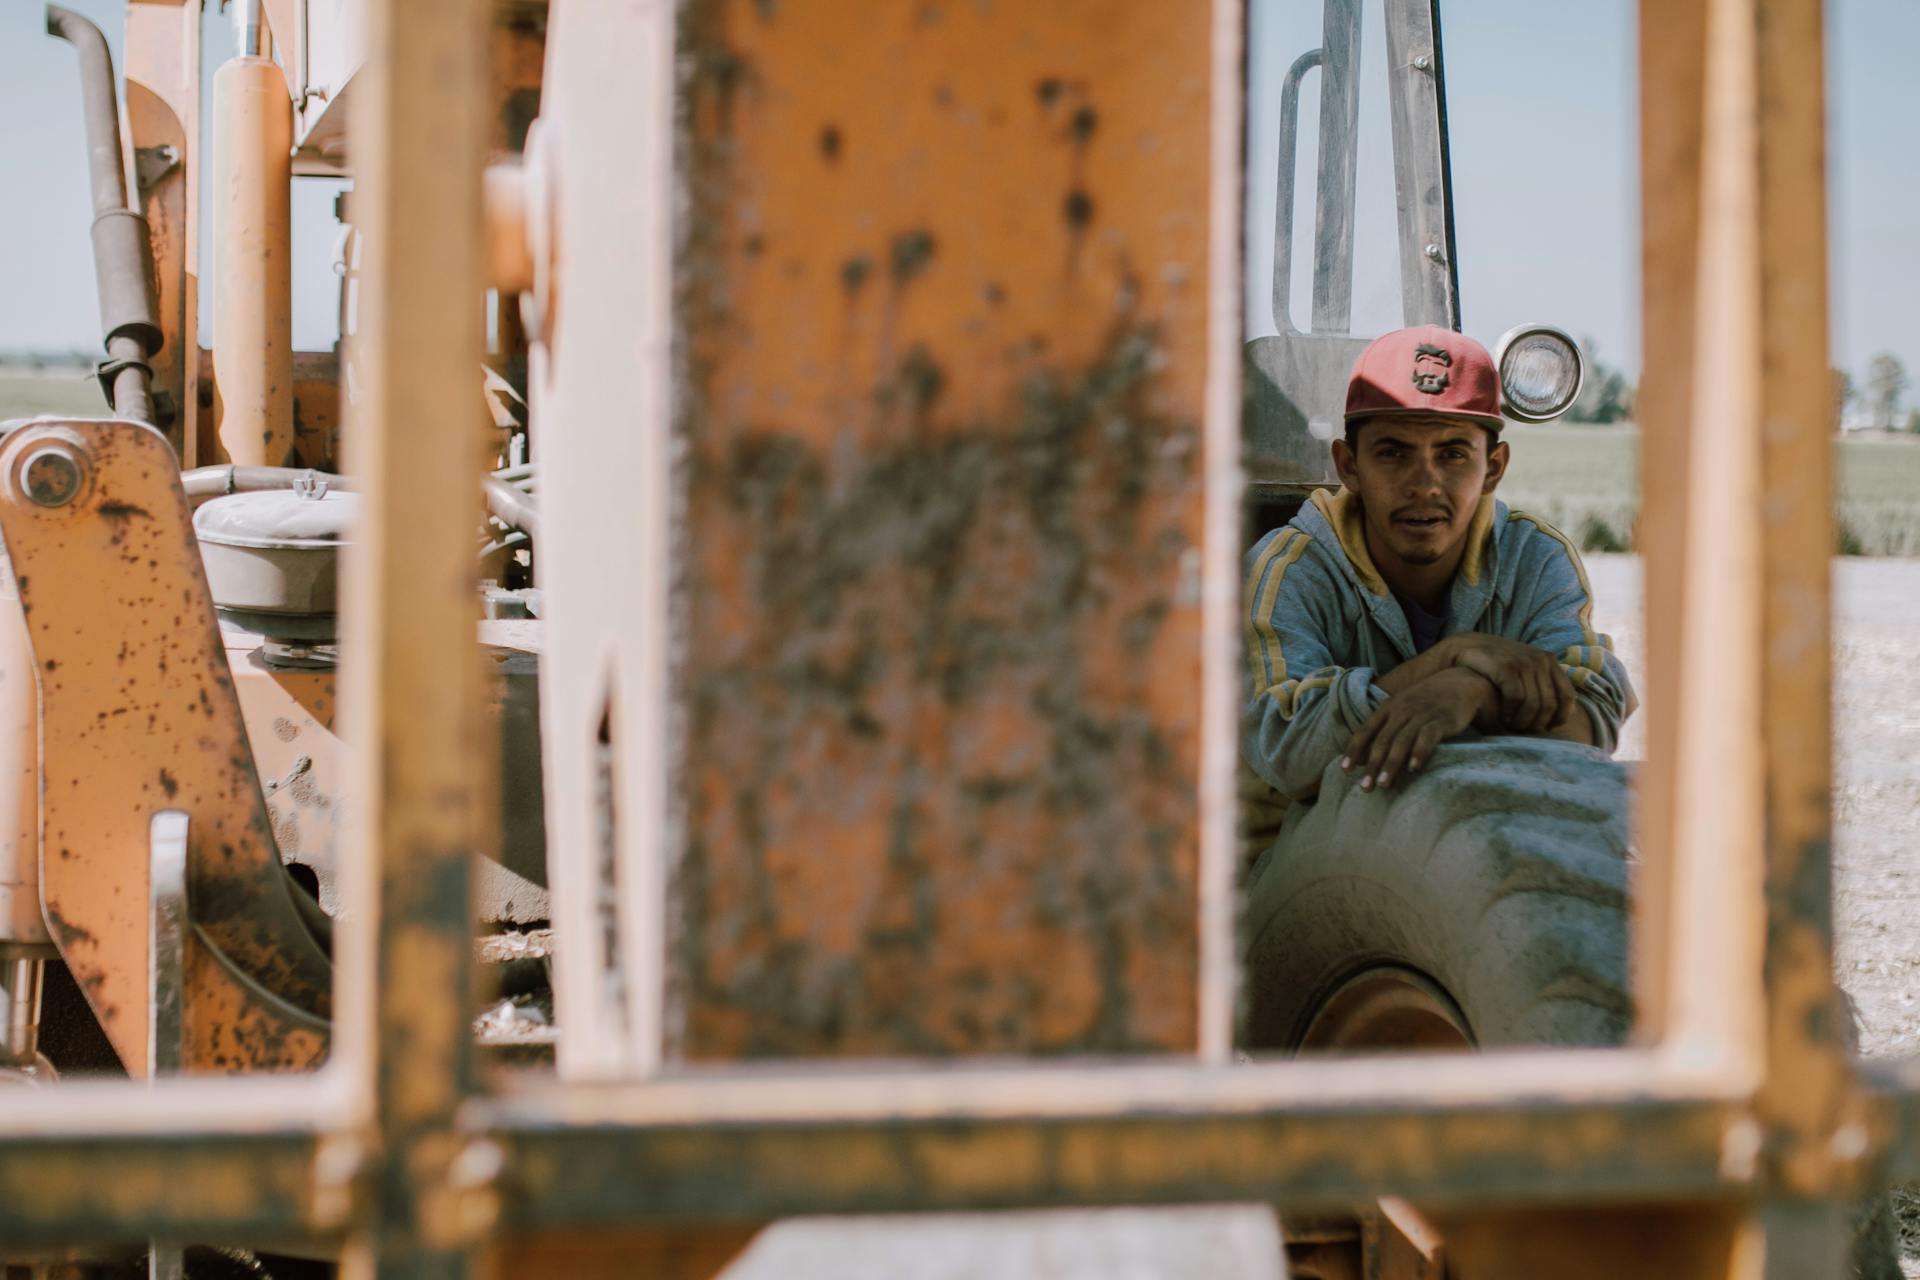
[1331,416,1509,569]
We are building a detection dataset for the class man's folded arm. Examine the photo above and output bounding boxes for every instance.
[1242,534,1388,798]
[1511,527,1636,753]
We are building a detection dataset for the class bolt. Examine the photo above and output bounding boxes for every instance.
[1423,243,1445,263]
[21,448,83,508]
[1413,53,1433,71]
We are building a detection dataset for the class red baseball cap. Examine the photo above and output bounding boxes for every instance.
[1344,325,1504,428]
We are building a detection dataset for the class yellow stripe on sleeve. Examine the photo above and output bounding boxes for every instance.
[1266,672,1336,719]
[1508,510,1599,647]
[1245,530,1311,690]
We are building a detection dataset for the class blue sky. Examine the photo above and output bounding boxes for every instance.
[2,1,1913,395]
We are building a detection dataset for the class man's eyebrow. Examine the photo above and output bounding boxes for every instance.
[1434,434,1478,449]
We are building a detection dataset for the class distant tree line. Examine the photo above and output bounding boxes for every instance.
[1832,352,1919,433]
[0,350,95,372]
[1565,337,1635,424]
[1522,340,1920,435]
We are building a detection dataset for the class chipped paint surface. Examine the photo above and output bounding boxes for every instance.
[0,420,329,1074]
[673,0,1212,1057]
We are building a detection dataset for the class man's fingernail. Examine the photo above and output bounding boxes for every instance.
[1409,757,1421,770]
[1359,776,1372,791]
[1340,756,1351,769]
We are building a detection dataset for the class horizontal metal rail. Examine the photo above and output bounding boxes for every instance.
[0,1049,1757,1246]
[0,1078,349,1248]
[476,1051,1748,1227]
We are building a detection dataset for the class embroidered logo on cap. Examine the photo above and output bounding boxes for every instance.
[1411,343,1453,394]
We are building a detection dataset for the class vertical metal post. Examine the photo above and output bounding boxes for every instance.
[1657,0,1768,1071]
[1632,0,1708,1048]
[1381,0,1459,328]
[1200,0,1246,1064]
[1270,49,1323,334]
[337,0,491,1273]
[1310,0,1361,333]
[1752,0,1856,1202]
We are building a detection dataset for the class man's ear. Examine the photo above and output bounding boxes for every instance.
[1331,436,1360,492]
[1482,438,1511,494]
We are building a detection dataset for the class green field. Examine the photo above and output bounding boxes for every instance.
[0,370,106,421]
[1500,423,1920,557]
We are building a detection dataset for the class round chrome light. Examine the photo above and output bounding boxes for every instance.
[1494,324,1585,423]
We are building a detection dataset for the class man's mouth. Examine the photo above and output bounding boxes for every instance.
[1393,512,1450,532]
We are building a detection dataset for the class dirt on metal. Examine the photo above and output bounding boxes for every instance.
[673,0,1214,1059]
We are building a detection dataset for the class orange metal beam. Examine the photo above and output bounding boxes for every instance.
[671,0,1216,1062]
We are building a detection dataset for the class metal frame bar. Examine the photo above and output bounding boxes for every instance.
[0,1,1906,1275]
[1380,0,1459,328]
[1309,0,1362,332]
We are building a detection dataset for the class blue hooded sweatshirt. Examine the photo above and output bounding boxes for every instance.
[1241,488,1634,862]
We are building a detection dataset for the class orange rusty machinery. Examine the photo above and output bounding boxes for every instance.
[1,1,1916,1279]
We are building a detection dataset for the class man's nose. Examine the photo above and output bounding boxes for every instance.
[1405,454,1444,493]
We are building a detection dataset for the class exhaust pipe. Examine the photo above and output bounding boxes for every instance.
[46,5,162,426]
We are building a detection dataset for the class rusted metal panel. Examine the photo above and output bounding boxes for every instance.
[674,0,1215,1060]
[0,420,329,1074]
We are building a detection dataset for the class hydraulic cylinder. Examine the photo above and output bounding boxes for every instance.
[211,51,295,466]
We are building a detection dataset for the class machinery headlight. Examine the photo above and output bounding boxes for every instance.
[1494,324,1585,423]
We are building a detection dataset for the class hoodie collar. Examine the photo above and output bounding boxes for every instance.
[1303,488,1505,649]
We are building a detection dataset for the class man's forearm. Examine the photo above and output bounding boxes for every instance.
[1535,700,1597,746]
[1372,641,1458,696]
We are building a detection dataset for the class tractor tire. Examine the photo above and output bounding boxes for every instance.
[1242,737,1632,1052]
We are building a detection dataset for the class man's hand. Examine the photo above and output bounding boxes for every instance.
[1343,668,1497,792]
[1442,633,1574,734]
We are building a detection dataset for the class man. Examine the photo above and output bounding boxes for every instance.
[1241,325,1635,864]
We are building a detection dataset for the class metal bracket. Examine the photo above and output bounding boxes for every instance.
[149,809,187,1077]
[94,353,155,406]
[134,144,181,191]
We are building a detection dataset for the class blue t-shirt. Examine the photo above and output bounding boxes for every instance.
[1395,592,1448,654]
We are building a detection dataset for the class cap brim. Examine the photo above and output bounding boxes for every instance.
[1343,406,1506,428]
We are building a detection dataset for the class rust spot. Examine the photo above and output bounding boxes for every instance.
[819,124,842,162]
[840,255,874,295]
[272,716,300,743]
[158,768,177,798]
[889,230,937,286]
[98,500,151,520]
[1069,104,1099,144]
[1064,189,1095,231]
[1036,77,1065,106]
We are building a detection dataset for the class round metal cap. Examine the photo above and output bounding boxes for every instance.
[193,482,357,627]
[192,480,357,551]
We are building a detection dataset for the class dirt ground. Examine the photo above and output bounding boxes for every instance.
[1587,554,1920,1275]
